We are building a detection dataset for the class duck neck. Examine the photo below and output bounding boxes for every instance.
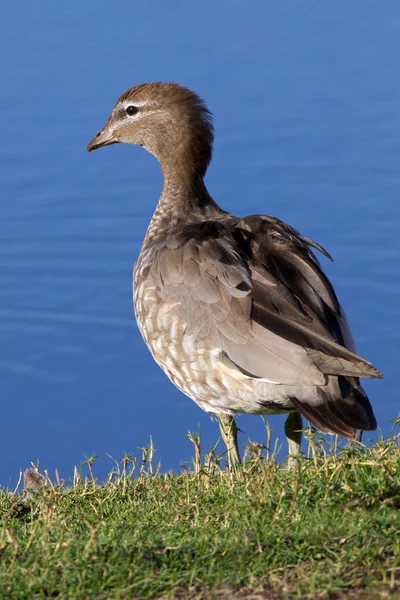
[142,163,226,250]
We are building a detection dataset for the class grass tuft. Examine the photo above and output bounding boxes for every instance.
[1,426,400,599]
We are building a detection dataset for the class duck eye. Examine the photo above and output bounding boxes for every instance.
[126,105,138,116]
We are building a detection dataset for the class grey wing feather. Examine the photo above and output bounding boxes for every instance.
[147,219,382,390]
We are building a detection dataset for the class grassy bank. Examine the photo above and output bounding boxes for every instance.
[1,427,400,599]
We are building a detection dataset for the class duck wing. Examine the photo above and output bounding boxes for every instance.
[239,214,382,379]
[144,216,382,390]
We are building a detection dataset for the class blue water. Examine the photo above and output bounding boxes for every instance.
[1,1,399,486]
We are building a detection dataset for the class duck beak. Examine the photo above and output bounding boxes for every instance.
[87,125,119,152]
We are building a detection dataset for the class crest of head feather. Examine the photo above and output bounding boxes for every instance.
[118,82,214,178]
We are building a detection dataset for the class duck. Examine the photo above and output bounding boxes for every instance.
[87,82,382,468]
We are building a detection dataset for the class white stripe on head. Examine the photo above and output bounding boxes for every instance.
[120,99,160,110]
[115,98,163,125]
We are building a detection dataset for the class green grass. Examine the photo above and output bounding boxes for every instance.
[1,426,400,599]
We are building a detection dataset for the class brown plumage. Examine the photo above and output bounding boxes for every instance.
[87,82,382,467]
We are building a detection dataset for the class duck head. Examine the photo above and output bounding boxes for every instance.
[87,82,214,179]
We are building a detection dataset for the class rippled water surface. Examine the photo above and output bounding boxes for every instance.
[1,2,399,485]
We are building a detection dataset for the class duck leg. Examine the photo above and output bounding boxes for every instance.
[285,412,303,468]
[218,413,241,469]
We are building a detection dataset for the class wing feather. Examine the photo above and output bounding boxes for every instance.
[145,217,382,391]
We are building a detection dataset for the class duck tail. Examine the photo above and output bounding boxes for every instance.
[289,376,377,439]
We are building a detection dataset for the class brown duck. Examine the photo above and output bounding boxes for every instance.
[87,82,382,467]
